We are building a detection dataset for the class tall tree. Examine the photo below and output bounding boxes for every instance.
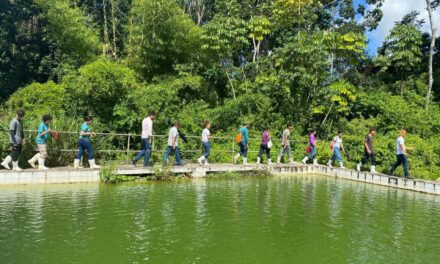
[425,0,439,109]
[375,22,423,96]
[201,15,248,99]
[73,0,132,57]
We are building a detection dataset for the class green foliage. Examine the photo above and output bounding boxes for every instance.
[375,23,423,93]
[376,23,423,71]
[201,15,248,60]
[323,31,367,60]
[64,58,140,127]
[35,0,100,64]
[313,80,357,119]
[113,74,211,132]
[0,0,52,100]
[126,0,202,79]
[272,0,315,32]
[248,16,271,42]
[100,164,139,183]
[6,81,65,120]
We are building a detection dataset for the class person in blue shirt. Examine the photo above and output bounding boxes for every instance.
[234,122,250,165]
[73,116,100,169]
[28,114,52,170]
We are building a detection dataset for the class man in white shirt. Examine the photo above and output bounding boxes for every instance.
[389,129,412,178]
[133,112,156,167]
[164,121,182,166]
[197,121,211,165]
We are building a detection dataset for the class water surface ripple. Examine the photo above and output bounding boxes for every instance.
[1,175,440,264]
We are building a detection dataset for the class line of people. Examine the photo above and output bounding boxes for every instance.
[0,110,413,179]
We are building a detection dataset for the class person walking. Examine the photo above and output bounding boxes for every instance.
[277,122,294,164]
[357,128,377,173]
[164,121,182,166]
[257,127,272,165]
[197,121,211,165]
[234,122,250,165]
[327,130,345,168]
[132,112,156,167]
[28,114,52,170]
[389,129,412,178]
[73,116,100,169]
[1,110,25,171]
[302,129,318,165]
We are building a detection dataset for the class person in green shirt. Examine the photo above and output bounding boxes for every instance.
[28,114,52,170]
[73,116,100,169]
[234,122,250,165]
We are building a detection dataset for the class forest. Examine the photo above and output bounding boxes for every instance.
[0,0,439,179]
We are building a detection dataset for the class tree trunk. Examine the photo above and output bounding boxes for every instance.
[256,41,261,62]
[425,0,437,110]
[196,1,205,25]
[322,102,334,126]
[252,37,257,63]
[225,70,236,100]
[102,0,110,56]
[400,79,404,96]
[330,52,334,77]
[297,1,301,32]
[110,0,117,58]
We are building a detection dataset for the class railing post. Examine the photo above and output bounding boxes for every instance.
[231,138,235,163]
[126,134,131,164]
[152,135,155,160]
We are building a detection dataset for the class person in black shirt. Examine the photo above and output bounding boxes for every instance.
[357,128,377,173]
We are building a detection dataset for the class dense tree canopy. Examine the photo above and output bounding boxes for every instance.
[0,0,439,179]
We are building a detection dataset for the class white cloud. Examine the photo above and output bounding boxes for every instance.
[367,0,440,52]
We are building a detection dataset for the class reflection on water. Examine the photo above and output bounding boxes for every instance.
[1,175,440,264]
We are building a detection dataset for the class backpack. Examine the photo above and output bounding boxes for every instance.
[306,144,311,153]
[330,137,337,150]
[235,132,242,144]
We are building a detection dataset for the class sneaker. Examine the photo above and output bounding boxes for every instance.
[1,161,11,170]
[301,157,308,164]
[233,154,240,164]
[132,159,137,166]
[327,160,332,168]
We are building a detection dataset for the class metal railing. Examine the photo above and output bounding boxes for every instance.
[1,129,313,164]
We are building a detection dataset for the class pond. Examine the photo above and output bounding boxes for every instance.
[1,175,440,264]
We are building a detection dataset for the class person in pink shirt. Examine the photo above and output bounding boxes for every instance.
[257,127,272,164]
[302,129,318,165]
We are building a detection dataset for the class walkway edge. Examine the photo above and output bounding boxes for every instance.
[0,164,439,195]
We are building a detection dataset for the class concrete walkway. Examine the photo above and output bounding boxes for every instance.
[1,164,440,195]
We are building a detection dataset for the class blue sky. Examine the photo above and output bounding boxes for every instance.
[353,0,440,55]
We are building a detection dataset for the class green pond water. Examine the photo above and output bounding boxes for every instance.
[1,175,440,264]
